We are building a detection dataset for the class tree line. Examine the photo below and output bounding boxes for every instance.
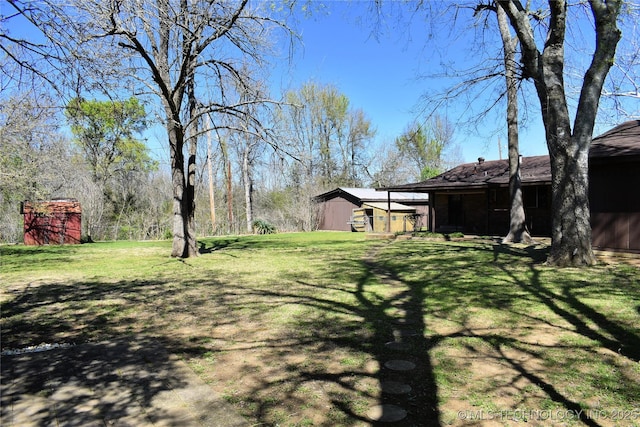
[0,80,455,243]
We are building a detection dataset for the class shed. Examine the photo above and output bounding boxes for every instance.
[21,199,82,245]
[314,187,429,232]
[351,202,419,233]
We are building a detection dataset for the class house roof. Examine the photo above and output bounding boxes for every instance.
[314,187,429,202]
[380,121,640,193]
[590,120,640,158]
[381,155,551,192]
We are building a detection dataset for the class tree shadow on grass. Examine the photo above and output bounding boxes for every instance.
[3,338,182,426]
[354,245,441,425]
[329,239,640,426]
[0,278,247,427]
[1,279,167,346]
[226,243,445,426]
[487,242,640,425]
[1,335,246,427]
[491,242,640,362]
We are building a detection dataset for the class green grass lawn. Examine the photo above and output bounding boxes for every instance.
[1,233,639,426]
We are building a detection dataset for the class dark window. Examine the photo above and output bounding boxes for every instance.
[490,188,509,209]
[448,195,463,227]
[524,186,549,208]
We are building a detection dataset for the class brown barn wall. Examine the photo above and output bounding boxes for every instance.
[317,198,358,231]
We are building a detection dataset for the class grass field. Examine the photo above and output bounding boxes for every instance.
[1,233,639,426]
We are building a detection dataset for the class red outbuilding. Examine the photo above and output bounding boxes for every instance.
[21,199,82,245]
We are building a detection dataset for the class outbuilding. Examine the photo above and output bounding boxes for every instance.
[350,202,419,233]
[314,187,429,232]
[21,199,82,245]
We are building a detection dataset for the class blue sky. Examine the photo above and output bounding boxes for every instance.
[276,1,550,164]
[5,1,631,166]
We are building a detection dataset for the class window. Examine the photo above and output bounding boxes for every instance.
[524,186,549,208]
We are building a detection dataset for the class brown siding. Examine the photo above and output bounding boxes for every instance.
[317,198,358,231]
[488,188,509,235]
[524,185,552,236]
[433,194,450,231]
[590,161,640,251]
[434,187,553,237]
[592,213,640,251]
[464,193,489,234]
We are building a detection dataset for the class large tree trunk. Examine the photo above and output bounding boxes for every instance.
[499,0,622,266]
[547,141,593,265]
[497,4,531,244]
[537,27,596,266]
[168,119,198,258]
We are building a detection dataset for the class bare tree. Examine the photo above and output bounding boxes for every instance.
[474,2,532,244]
[407,1,630,263]
[1,1,64,90]
[497,3,531,244]
[0,90,76,242]
[12,0,292,257]
[276,81,375,230]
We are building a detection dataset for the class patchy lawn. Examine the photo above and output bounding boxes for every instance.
[1,233,639,426]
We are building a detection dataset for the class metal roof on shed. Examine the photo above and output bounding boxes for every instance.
[361,202,416,211]
[315,187,429,202]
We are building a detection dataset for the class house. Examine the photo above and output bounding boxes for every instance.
[314,187,429,232]
[21,199,82,245]
[378,156,552,236]
[379,120,640,252]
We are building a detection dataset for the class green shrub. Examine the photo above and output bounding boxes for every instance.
[253,219,276,235]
